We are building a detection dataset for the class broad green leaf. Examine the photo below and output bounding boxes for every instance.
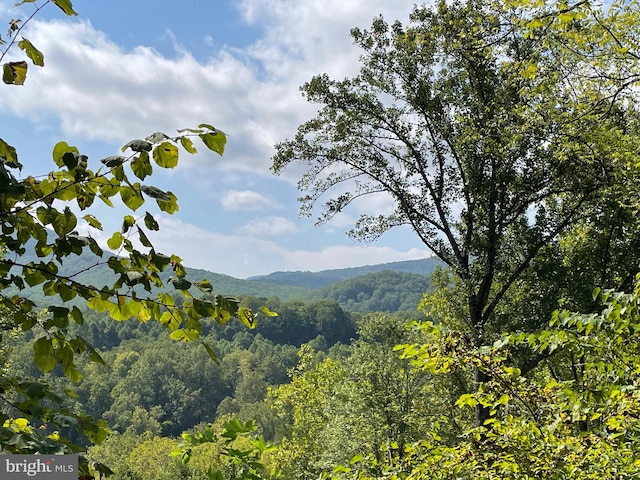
[23,266,45,287]
[137,226,152,248]
[120,185,144,211]
[170,277,192,291]
[121,214,135,233]
[0,138,20,168]
[52,207,77,236]
[18,38,44,66]
[107,231,123,250]
[63,363,82,382]
[152,141,179,168]
[131,151,152,180]
[52,0,78,16]
[52,141,79,168]
[70,306,83,325]
[156,191,178,214]
[3,61,27,85]
[199,132,226,156]
[58,283,76,302]
[33,337,56,372]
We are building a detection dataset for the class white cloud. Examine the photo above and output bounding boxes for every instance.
[221,190,274,210]
[240,216,298,236]
[283,244,431,273]
[0,1,414,178]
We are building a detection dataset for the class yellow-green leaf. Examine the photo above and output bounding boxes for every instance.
[18,38,44,66]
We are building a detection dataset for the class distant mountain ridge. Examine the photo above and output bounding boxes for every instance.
[246,257,442,289]
[13,247,441,312]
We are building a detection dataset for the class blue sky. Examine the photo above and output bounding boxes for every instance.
[0,0,431,278]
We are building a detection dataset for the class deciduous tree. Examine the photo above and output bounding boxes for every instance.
[272,0,640,425]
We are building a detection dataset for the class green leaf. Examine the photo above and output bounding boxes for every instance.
[100,155,125,167]
[152,141,179,168]
[179,136,197,154]
[194,279,213,294]
[156,191,179,214]
[51,0,78,16]
[52,141,79,168]
[237,307,256,329]
[3,61,28,85]
[33,337,56,373]
[260,306,278,317]
[202,342,220,364]
[122,139,152,153]
[121,214,135,233]
[0,138,20,168]
[52,207,77,236]
[199,132,227,156]
[18,38,44,66]
[137,226,152,248]
[144,212,159,231]
[83,214,103,230]
[131,151,152,180]
[170,277,192,291]
[120,185,144,211]
[107,232,123,250]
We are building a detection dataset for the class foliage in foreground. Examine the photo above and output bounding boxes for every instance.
[322,279,640,479]
[0,1,277,473]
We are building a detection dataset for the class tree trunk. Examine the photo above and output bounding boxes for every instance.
[474,366,491,427]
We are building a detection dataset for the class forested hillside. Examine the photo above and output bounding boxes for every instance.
[247,257,441,288]
[13,251,436,312]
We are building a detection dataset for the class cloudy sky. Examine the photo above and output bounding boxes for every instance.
[0,0,432,278]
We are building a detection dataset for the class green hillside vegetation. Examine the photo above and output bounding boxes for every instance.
[13,253,434,313]
[312,270,432,312]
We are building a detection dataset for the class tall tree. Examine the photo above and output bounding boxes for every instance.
[272,0,640,425]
